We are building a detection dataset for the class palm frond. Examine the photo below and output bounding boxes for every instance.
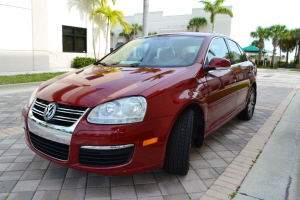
[217,7,233,17]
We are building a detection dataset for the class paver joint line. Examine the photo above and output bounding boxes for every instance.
[200,87,299,200]
[0,70,299,200]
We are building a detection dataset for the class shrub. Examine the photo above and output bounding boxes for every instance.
[277,61,284,67]
[72,57,96,69]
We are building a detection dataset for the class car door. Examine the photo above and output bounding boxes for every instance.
[204,37,238,133]
[225,39,252,110]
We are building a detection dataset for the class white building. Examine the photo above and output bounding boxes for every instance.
[0,1,252,73]
[112,5,250,49]
[0,0,108,72]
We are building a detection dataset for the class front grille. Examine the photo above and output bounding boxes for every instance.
[32,98,88,127]
[79,146,134,167]
[29,131,69,161]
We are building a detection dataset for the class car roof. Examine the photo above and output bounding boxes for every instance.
[142,32,229,39]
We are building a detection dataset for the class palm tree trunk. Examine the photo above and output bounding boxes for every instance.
[258,50,262,67]
[92,1,97,60]
[286,51,289,63]
[142,0,149,36]
[271,46,276,68]
[105,20,109,55]
[212,23,214,33]
[297,45,300,64]
[294,41,299,63]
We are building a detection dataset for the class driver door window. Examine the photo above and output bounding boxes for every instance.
[205,38,230,66]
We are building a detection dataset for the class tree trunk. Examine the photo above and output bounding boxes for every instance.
[271,47,276,68]
[92,1,97,60]
[105,20,109,55]
[295,41,299,64]
[297,44,300,64]
[258,49,262,66]
[212,23,214,33]
[142,0,149,36]
[286,51,289,63]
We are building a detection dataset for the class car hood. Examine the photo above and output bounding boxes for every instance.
[37,65,186,107]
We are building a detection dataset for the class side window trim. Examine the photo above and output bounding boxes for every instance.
[204,37,231,69]
[236,44,248,62]
[225,39,245,64]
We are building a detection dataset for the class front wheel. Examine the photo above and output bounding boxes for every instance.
[237,86,256,120]
[164,109,194,175]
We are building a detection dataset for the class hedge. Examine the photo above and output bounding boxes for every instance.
[72,57,97,69]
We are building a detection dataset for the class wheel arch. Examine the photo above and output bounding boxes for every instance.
[168,102,206,148]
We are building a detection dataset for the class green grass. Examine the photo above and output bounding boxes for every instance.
[0,72,66,85]
[290,69,300,71]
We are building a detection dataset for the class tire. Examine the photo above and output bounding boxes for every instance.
[237,86,256,120]
[193,124,204,148]
[164,109,194,175]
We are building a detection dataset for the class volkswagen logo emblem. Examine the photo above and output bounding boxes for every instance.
[43,102,57,121]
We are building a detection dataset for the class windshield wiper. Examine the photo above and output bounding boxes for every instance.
[94,62,108,66]
[130,63,140,67]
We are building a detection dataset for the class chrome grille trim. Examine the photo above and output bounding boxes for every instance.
[58,107,85,113]
[28,98,90,145]
[81,144,134,150]
[35,101,47,107]
[32,108,43,115]
[31,98,88,127]
[53,115,78,121]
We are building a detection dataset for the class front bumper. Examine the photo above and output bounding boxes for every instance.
[22,105,174,176]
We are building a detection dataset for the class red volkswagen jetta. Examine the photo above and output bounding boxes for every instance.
[22,33,256,176]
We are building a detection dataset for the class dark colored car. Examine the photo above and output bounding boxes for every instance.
[22,33,256,176]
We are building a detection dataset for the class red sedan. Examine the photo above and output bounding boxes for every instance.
[22,33,256,176]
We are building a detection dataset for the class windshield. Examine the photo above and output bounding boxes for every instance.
[101,36,205,68]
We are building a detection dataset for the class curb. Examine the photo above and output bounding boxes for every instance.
[0,82,43,88]
[199,87,299,200]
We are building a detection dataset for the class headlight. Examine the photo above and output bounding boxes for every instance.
[27,87,39,107]
[87,96,147,124]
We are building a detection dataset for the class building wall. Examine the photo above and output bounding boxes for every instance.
[112,6,233,48]
[0,0,108,72]
[0,0,37,72]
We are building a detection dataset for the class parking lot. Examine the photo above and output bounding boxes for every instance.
[0,69,299,200]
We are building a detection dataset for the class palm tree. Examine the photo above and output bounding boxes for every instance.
[131,23,143,38]
[143,0,149,36]
[94,5,131,54]
[251,40,259,47]
[280,37,295,63]
[291,28,300,64]
[250,26,271,66]
[68,0,116,60]
[119,29,133,42]
[187,17,207,32]
[199,0,233,33]
[269,24,288,68]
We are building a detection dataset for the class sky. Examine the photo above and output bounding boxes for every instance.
[113,0,299,55]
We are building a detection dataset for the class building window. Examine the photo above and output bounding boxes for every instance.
[62,26,87,53]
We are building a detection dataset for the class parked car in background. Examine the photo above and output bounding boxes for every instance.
[22,33,256,176]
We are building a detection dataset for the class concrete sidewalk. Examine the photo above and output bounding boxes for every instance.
[233,89,300,200]
[0,68,74,76]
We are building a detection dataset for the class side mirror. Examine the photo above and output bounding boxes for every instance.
[208,57,231,68]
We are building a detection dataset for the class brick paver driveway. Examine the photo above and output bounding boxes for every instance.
[0,69,299,200]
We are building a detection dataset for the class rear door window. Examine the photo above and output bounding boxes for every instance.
[226,40,246,64]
